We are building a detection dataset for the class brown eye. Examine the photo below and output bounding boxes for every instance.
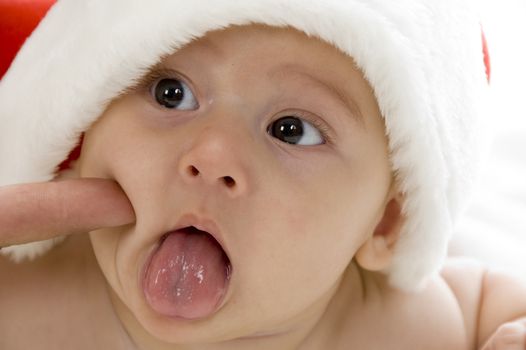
[152,78,198,110]
[268,116,324,145]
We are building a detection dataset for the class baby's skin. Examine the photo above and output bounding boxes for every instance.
[1,25,525,350]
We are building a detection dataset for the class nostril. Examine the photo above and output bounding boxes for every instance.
[223,176,235,188]
[188,166,200,177]
[185,166,236,188]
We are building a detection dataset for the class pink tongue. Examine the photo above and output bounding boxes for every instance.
[143,228,230,320]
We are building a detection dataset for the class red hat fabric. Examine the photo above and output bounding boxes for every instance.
[0,0,55,79]
[481,29,491,83]
[0,0,82,172]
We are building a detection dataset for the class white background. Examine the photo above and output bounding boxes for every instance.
[480,0,526,133]
[451,0,526,274]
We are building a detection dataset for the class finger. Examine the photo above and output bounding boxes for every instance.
[0,178,135,247]
[480,322,525,350]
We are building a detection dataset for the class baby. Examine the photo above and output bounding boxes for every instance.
[1,1,525,349]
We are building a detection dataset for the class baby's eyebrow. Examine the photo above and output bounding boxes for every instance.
[268,65,364,125]
[129,38,225,92]
[310,74,364,125]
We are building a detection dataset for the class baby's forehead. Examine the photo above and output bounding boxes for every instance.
[150,25,355,77]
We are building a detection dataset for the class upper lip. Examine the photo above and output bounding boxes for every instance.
[166,212,229,255]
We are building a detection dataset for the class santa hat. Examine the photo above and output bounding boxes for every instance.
[0,0,491,291]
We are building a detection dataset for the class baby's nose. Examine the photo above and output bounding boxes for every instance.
[177,126,249,198]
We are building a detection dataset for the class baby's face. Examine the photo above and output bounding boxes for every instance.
[78,25,393,343]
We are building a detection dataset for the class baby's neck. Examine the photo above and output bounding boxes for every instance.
[107,261,379,350]
[296,262,380,349]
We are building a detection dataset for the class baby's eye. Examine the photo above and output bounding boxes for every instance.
[152,78,198,110]
[267,116,325,146]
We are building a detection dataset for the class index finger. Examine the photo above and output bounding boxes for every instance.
[0,178,135,247]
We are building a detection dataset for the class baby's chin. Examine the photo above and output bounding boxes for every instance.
[91,223,239,343]
[109,215,233,323]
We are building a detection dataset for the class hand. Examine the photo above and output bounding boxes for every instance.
[0,178,135,248]
[480,319,526,350]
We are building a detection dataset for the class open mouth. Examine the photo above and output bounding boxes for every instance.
[142,226,232,320]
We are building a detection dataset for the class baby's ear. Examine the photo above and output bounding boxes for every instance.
[354,187,405,272]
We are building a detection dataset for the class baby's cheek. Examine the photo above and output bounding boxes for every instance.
[77,131,114,180]
[88,226,129,294]
[264,169,361,276]
[78,103,142,181]
[279,217,353,286]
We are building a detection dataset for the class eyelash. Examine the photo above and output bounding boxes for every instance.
[282,110,334,146]
[141,69,190,100]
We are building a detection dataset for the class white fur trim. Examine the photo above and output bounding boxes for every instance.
[1,236,66,263]
[0,0,489,291]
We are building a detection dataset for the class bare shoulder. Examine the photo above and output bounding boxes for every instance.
[332,263,474,349]
[476,262,526,348]
[441,256,526,349]
[440,256,487,307]
[440,257,487,349]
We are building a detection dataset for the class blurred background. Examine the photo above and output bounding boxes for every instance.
[450,0,526,275]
